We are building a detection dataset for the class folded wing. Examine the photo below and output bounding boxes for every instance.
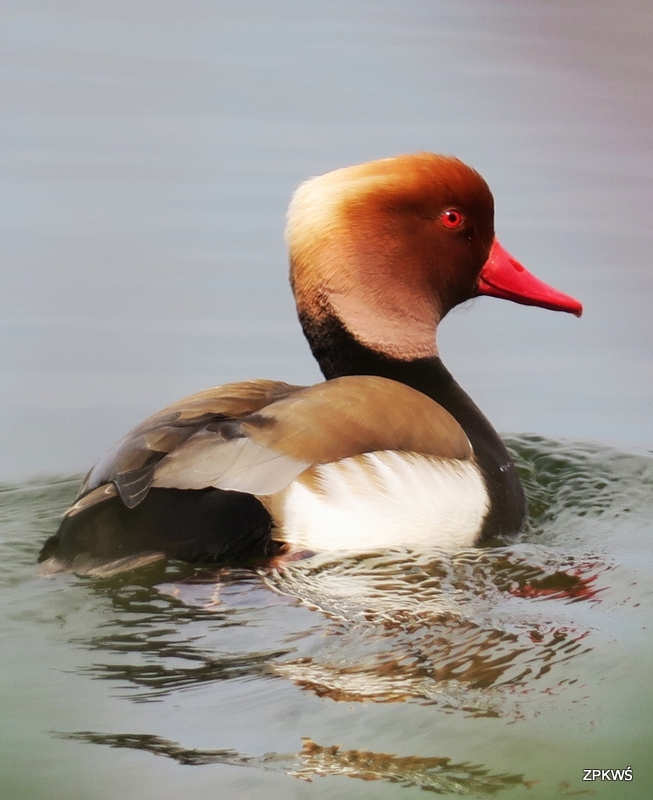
[66,375,472,518]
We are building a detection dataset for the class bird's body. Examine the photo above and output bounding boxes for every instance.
[39,153,581,574]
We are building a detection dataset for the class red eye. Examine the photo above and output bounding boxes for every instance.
[441,209,464,228]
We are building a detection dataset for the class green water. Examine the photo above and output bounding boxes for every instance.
[3,0,653,796]
[1,437,651,798]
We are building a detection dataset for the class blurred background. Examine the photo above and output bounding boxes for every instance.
[3,4,653,800]
[2,0,652,481]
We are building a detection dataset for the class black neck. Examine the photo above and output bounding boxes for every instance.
[300,311,526,538]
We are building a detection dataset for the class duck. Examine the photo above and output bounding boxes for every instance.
[39,153,582,575]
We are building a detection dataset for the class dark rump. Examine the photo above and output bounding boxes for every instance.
[39,487,277,573]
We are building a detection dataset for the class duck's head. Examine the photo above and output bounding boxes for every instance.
[286,153,582,360]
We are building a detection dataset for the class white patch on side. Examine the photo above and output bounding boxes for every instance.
[278,451,489,552]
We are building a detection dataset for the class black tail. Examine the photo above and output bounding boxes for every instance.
[39,487,277,573]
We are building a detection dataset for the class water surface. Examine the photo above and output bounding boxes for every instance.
[2,0,653,797]
[2,436,652,797]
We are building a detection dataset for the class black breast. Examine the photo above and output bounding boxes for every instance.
[299,309,527,539]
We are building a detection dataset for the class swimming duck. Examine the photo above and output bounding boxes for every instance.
[39,153,582,574]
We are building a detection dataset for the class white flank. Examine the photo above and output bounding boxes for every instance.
[278,451,489,552]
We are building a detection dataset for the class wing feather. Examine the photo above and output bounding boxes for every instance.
[76,379,302,507]
[66,375,472,518]
[152,434,310,495]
